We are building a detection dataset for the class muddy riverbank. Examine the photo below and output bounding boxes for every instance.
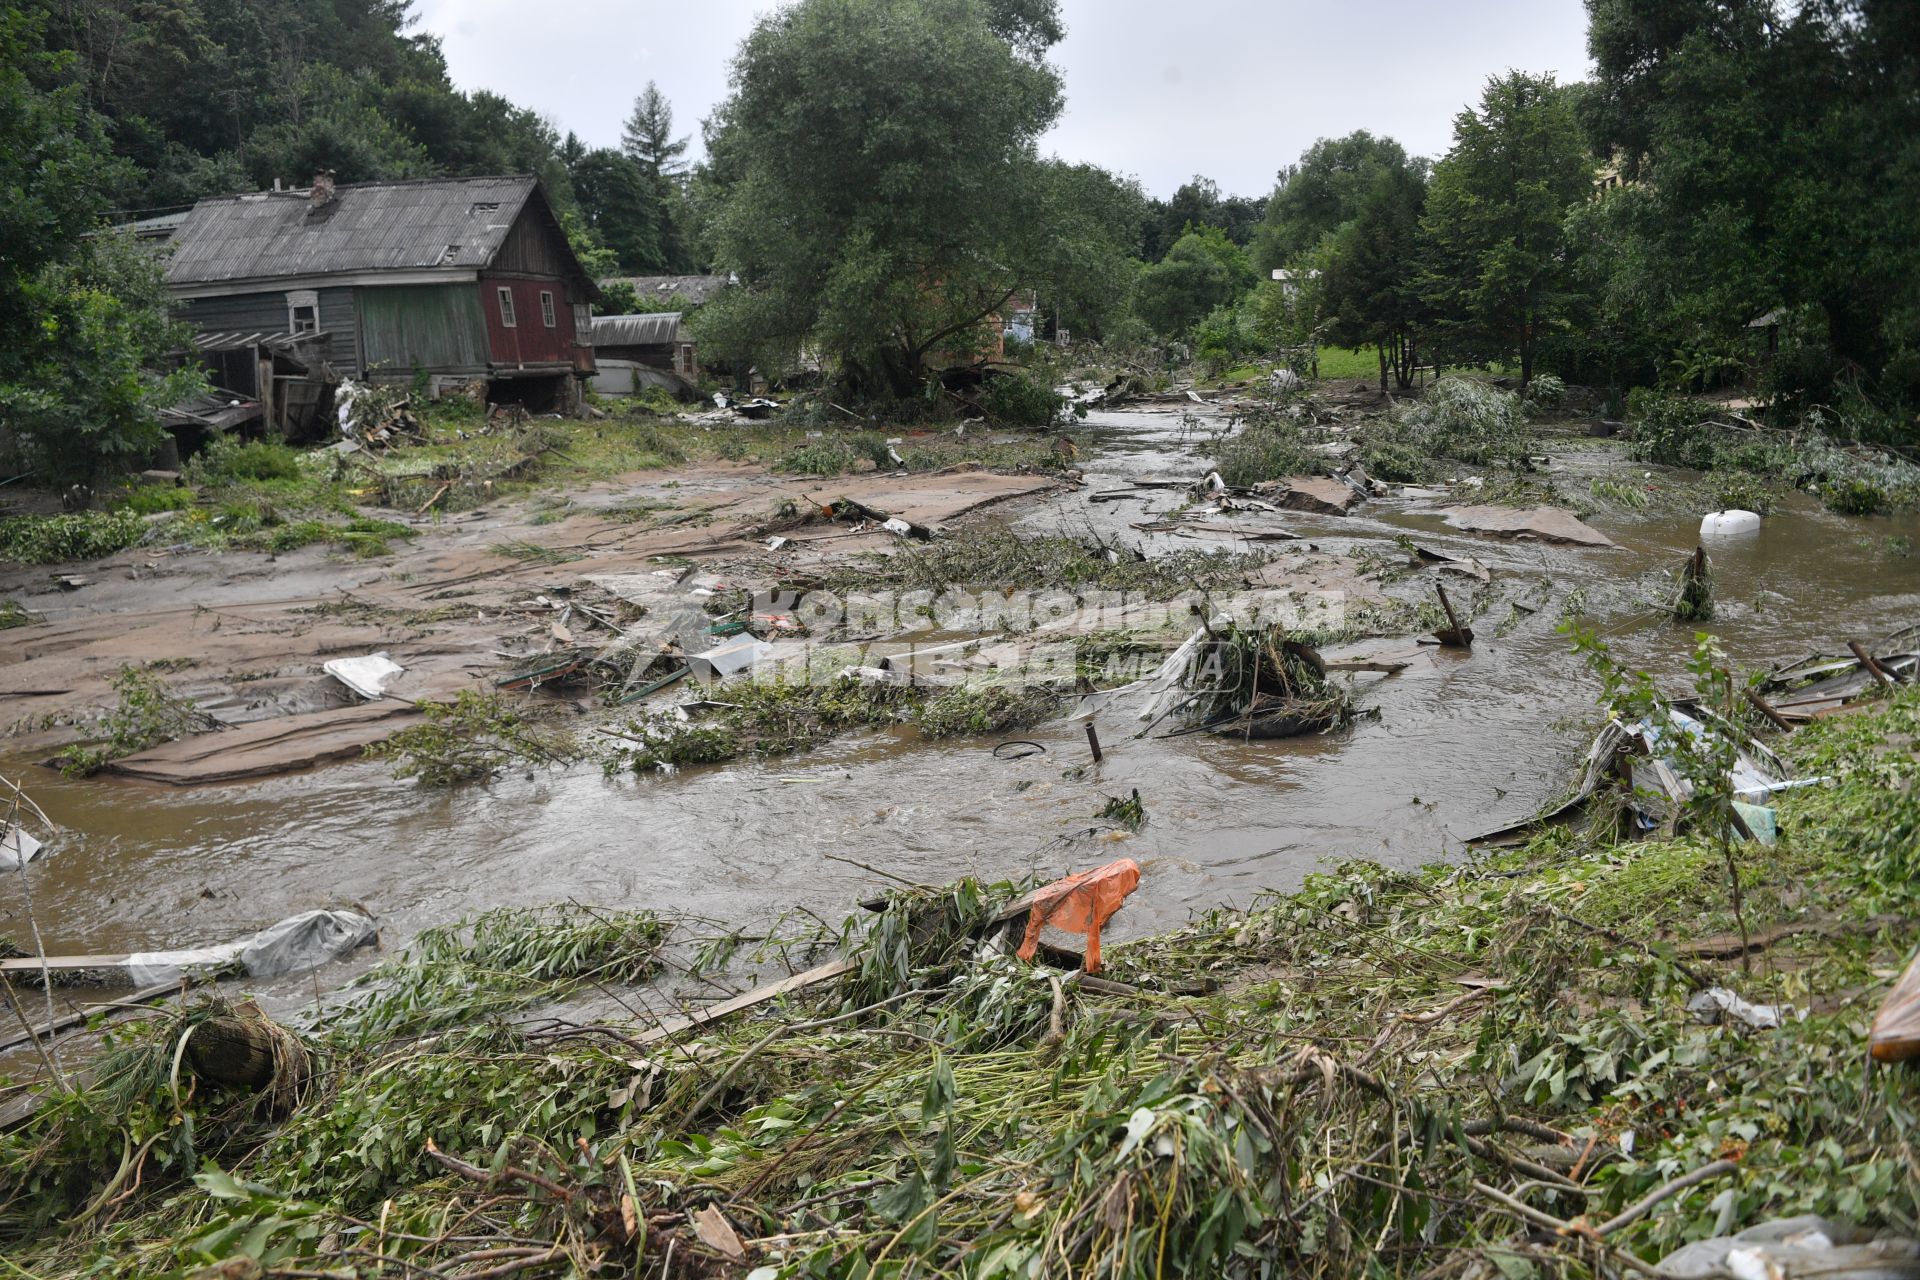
[2,406,1916,997]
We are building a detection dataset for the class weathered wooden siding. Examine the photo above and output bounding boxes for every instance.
[177,288,359,373]
[480,276,580,368]
[356,285,490,377]
[491,208,573,278]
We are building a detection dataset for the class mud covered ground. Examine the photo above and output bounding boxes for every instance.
[1,397,1915,1031]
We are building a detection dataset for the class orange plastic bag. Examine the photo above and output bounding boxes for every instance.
[1871,948,1920,1064]
[1017,859,1142,974]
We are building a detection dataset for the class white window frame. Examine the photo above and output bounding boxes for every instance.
[539,291,557,329]
[496,286,517,328]
[286,288,320,335]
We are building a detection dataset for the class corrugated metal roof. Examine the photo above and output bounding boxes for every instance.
[165,176,540,287]
[593,313,684,346]
[606,275,730,306]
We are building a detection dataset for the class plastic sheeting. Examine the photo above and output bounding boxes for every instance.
[124,908,377,987]
[1658,1215,1920,1280]
[324,653,405,701]
[1018,859,1142,974]
[0,825,44,870]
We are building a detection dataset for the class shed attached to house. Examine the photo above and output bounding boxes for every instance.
[589,313,699,398]
[164,174,599,416]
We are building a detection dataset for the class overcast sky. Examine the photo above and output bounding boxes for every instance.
[411,0,1594,198]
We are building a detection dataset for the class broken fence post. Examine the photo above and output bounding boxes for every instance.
[1085,722,1104,764]
[1850,642,1896,688]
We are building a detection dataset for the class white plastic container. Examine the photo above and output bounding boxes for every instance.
[1700,509,1762,539]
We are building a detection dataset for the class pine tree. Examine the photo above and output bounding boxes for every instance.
[620,82,689,180]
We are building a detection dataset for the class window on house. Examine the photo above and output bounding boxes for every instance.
[540,291,556,328]
[497,287,516,328]
[286,289,320,335]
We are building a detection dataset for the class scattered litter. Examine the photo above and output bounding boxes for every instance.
[882,517,914,537]
[1871,948,1920,1064]
[1701,509,1762,540]
[1017,858,1142,974]
[1688,986,1796,1029]
[693,1205,747,1261]
[323,653,405,701]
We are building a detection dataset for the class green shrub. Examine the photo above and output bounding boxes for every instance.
[114,485,195,515]
[1711,472,1783,515]
[977,374,1073,428]
[1523,373,1566,409]
[1402,379,1533,469]
[0,510,145,564]
[778,438,861,476]
[190,438,303,484]
[1215,420,1323,487]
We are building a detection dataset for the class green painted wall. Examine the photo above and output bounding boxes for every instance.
[356,284,490,376]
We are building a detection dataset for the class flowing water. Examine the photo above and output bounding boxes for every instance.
[4,409,1917,1009]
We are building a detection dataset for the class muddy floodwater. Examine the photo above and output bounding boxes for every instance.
[6,409,1918,989]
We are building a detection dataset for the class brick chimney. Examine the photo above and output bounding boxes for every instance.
[310,169,337,210]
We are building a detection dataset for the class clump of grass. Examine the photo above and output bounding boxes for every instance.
[369,691,580,785]
[0,511,146,564]
[776,432,893,477]
[915,684,1059,738]
[1591,478,1651,510]
[0,600,39,630]
[112,485,195,515]
[186,437,305,484]
[57,664,215,776]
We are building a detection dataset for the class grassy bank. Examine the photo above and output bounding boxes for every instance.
[3,681,1914,1277]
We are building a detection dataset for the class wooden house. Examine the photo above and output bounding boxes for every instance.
[163,173,599,424]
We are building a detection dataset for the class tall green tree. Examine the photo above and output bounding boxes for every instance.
[620,81,695,273]
[1144,176,1260,261]
[697,0,1068,397]
[1252,132,1416,275]
[621,82,689,180]
[1320,159,1429,390]
[1027,161,1149,343]
[1582,0,1920,410]
[569,146,664,275]
[1132,229,1249,339]
[0,12,198,485]
[1420,73,1592,385]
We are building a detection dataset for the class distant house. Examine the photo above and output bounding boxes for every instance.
[590,313,699,399]
[162,173,600,426]
[603,274,731,310]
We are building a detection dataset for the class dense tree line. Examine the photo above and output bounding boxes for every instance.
[7,0,1917,481]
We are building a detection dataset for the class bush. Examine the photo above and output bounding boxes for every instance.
[1625,389,1716,469]
[189,438,304,484]
[976,374,1072,428]
[1215,419,1323,488]
[1402,379,1533,469]
[114,484,195,515]
[0,510,145,564]
[1523,373,1566,409]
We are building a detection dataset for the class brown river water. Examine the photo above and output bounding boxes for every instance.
[4,409,1917,1017]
